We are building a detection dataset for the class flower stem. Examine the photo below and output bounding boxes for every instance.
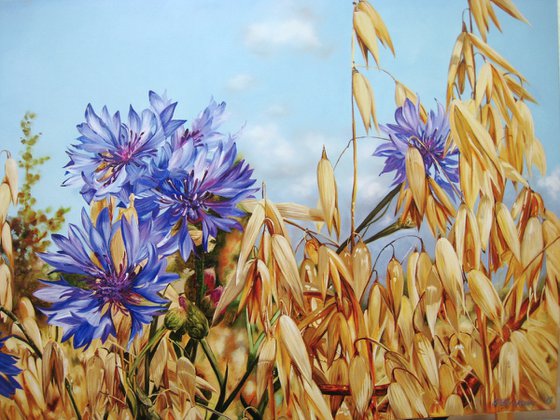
[220,355,258,412]
[144,319,158,395]
[200,338,224,387]
[128,327,166,376]
[65,378,82,420]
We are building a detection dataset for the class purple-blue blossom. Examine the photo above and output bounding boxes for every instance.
[0,337,21,398]
[34,208,178,348]
[374,99,459,197]
[135,135,257,261]
[64,93,180,205]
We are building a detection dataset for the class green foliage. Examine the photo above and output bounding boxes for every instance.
[9,112,70,304]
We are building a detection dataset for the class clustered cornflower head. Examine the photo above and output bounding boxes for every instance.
[35,91,257,348]
[374,98,459,197]
[0,337,21,398]
[35,208,178,348]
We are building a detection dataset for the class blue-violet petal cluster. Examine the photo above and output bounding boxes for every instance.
[374,98,459,197]
[136,136,257,260]
[0,337,21,398]
[35,208,178,348]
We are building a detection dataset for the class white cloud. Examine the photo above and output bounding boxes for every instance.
[265,103,289,117]
[240,124,336,204]
[244,17,322,55]
[538,167,560,199]
[226,73,256,92]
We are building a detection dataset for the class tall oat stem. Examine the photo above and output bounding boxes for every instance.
[350,22,358,249]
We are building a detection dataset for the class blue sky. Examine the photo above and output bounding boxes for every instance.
[0,0,558,235]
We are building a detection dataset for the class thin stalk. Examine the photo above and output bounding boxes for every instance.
[221,355,258,411]
[350,35,358,250]
[144,319,158,395]
[65,378,82,420]
[337,183,402,252]
[200,338,224,387]
[128,327,166,376]
[245,308,254,353]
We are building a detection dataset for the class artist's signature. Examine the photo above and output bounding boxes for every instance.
[493,397,553,407]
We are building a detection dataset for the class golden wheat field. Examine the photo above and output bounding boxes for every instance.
[0,0,559,419]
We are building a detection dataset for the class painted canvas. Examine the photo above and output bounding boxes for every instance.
[0,0,559,419]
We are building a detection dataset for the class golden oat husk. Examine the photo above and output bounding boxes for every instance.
[439,362,457,399]
[387,382,414,419]
[327,358,349,415]
[510,330,550,384]
[367,282,388,341]
[469,0,490,41]
[414,333,439,391]
[275,202,323,222]
[352,240,371,301]
[496,202,521,262]
[18,297,36,319]
[387,258,404,318]
[467,269,503,326]
[447,33,466,104]
[521,217,543,290]
[397,296,414,352]
[435,238,465,313]
[491,0,528,23]
[353,70,374,132]
[405,147,427,213]
[353,9,379,65]
[477,194,494,251]
[444,394,464,415]
[0,264,12,315]
[0,183,11,225]
[317,147,338,235]
[393,365,429,417]
[277,315,312,384]
[475,62,493,108]
[468,33,524,79]
[4,157,18,204]
[1,222,13,267]
[349,354,372,416]
[177,357,196,398]
[423,283,442,338]
[356,0,394,54]
[497,341,519,399]
[271,234,304,308]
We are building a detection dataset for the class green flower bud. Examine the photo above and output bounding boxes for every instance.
[164,307,188,333]
[185,302,209,340]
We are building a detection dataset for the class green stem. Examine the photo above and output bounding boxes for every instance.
[65,378,82,420]
[195,255,205,305]
[221,356,258,411]
[128,327,166,376]
[144,319,158,395]
[245,308,254,353]
[200,338,224,387]
[363,220,406,245]
[337,183,401,252]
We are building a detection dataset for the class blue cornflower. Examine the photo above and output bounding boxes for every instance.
[170,98,227,150]
[135,136,257,260]
[34,208,178,348]
[374,99,459,197]
[0,338,21,398]
[64,95,174,205]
